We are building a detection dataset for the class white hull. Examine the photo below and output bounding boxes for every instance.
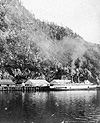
[50,84,98,91]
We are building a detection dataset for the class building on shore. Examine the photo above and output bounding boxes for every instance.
[0,79,15,87]
[25,79,50,87]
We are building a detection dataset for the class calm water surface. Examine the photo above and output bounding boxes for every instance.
[0,90,100,123]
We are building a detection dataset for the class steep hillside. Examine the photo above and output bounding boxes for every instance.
[0,0,100,83]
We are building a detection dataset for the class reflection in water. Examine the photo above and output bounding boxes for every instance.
[0,90,99,123]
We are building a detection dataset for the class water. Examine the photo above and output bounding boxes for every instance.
[0,90,100,123]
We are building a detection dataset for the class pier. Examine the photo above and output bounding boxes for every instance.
[0,86,50,91]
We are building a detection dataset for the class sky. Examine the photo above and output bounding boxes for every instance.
[21,0,100,44]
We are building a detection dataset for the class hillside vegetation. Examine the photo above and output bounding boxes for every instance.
[0,0,100,84]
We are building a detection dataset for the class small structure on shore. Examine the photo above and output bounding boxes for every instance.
[0,79,15,87]
[25,79,50,87]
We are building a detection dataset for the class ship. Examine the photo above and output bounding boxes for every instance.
[50,79,98,91]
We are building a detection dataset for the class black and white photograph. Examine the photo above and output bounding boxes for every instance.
[0,0,100,122]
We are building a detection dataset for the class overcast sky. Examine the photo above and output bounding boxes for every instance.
[21,0,100,44]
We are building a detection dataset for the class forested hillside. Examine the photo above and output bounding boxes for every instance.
[0,0,100,83]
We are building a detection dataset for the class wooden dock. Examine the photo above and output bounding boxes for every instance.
[0,86,50,91]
